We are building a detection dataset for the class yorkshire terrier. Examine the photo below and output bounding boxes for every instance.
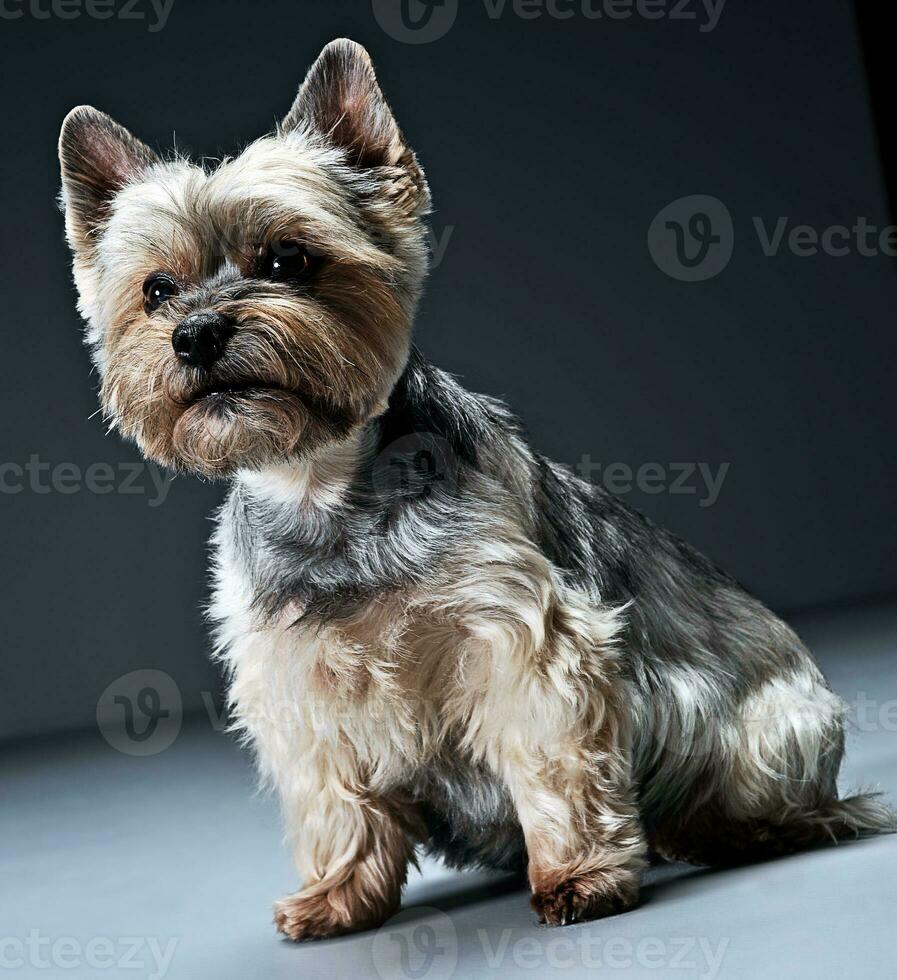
[59,38,893,940]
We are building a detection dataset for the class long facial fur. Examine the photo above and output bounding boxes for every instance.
[59,39,430,477]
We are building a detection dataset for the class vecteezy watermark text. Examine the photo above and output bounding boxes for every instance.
[480,0,725,32]
[0,0,175,30]
[372,0,726,43]
[0,456,171,507]
[649,195,897,282]
[0,932,178,980]
[371,907,730,980]
[98,665,897,762]
[476,930,729,976]
[752,216,897,259]
[576,456,730,507]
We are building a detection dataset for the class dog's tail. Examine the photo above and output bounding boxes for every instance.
[776,791,897,847]
[658,791,895,866]
[727,791,897,862]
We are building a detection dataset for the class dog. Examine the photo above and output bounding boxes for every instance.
[59,38,894,940]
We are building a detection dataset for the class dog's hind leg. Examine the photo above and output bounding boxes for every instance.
[654,667,895,865]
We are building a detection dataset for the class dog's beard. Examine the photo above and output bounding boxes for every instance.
[103,285,409,477]
[106,350,323,479]
[172,388,323,477]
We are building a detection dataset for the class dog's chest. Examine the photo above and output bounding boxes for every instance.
[210,479,532,871]
[212,539,454,766]
[213,553,524,868]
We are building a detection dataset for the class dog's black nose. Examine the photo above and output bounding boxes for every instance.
[171,312,236,369]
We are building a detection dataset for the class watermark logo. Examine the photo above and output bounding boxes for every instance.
[372,908,458,980]
[651,197,897,281]
[373,0,459,44]
[372,432,462,508]
[371,915,729,978]
[373,0,725,42]
[96,669,183,757]
[648,194,734,282]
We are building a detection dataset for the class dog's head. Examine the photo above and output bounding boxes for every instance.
[59,39,430,477]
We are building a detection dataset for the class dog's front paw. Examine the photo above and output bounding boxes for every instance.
[530,865,640,927]
[274,886,395,942]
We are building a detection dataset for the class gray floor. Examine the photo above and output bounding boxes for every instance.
[3,603,896,980]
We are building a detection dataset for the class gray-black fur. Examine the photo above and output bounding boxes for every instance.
[218,345,894,870]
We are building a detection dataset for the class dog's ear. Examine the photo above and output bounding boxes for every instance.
[59,106,158,253]
[282,39,429,210]
[282,39,402,167]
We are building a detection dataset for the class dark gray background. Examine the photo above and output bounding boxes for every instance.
[1,0,894,741]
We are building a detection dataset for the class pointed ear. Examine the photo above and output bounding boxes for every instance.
[59,106,158,251]
[282,39,428,207]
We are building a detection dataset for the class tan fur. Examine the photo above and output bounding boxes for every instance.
[85,144,415,477]
[211,481,645,938]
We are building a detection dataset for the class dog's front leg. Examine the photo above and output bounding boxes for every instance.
[502,735,646,926]
[463,583,647,926]
[273,760,423,941]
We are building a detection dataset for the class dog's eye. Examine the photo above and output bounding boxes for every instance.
[143,275,179,314]
[265,241,311,282]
